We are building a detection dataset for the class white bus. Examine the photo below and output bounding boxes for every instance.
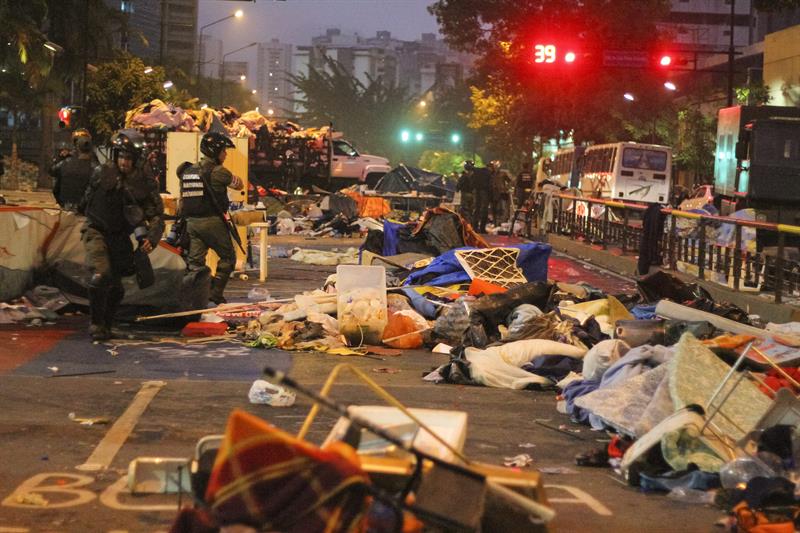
[545,142,672,204]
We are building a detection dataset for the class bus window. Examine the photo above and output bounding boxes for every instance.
[622,148,667,171]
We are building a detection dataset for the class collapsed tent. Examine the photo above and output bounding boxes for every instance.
[0,207,207,316]
[374,164,454,199]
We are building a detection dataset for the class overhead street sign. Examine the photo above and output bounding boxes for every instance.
[602,50,650,68]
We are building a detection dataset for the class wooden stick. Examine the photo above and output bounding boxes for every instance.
[135,303,256,322]
[185,333,237,344]
[752,346,800,389]
[381,327,431,343]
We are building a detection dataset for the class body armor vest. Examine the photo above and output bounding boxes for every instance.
[179,162,228,217]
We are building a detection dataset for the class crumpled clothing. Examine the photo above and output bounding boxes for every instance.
[465,339,585,389]
[599,344,673,389]
[576,364,673,436]
[638,469,720,493]
[561,379,601,424]
[582,339,630,381]
[520,355,584,383]
[558,295,633,336]
[505,304,543,333]
[631,304,657,320]
[502,311,588,349]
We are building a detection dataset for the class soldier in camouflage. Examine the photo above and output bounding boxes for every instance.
[179,132,244,305]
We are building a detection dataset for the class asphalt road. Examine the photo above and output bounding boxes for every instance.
[0,240,722,532]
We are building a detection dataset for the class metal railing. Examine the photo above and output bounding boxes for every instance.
[514,192,800,304]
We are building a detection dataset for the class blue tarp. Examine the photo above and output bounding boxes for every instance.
[403,243,552,287]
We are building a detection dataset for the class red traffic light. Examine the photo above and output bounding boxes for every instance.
[659,54,672,67]
[58,107,72,128]
[533,43,579,64]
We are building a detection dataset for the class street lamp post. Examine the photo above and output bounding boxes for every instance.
[196,9,243,81]
[220,42,258,106]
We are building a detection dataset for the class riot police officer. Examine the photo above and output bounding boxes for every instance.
[457,160,476,223]
[81,130,164,341]
[51,130,97,211]
[469,162,493,233]
[489,160,513,226]
[180,132,244,305]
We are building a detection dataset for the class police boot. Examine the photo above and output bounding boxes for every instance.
[104,285,125,334]
[88,278,112,341]
[209,273,230,305]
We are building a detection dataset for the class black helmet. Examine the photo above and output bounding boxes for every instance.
[75,136,92,154]
[72,128,91,145]
[463,160,475,171]
[200,132,234,161]
[111,130,146,162]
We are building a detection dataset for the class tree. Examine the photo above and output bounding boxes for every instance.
[85,55,170,140]
[418,150,483,175]
[429,0,672,145]
[290,57,412,160]
[0,0,125,188]
[736,82,772,105]
[673,107,716,186]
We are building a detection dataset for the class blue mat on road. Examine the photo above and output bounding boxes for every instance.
[12,331,294,381]
[403,243,552,287]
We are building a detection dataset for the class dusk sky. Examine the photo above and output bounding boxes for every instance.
[199,0,442,85]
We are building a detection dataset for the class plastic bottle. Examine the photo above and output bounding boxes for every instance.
[719,457,775,489]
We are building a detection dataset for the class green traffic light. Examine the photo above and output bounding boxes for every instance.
[451,133,461,144]
[415,132,424,142]
[400,130,410,143]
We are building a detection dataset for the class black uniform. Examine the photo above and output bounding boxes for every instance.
[51,155,96,211]
[470,167,493,233]
[82,163,164,337]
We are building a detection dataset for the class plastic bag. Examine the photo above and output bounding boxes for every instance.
[248,287,271,301]
[382,309,428,349]
[248,379,296,406]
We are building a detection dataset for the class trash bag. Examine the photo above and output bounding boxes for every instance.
[637,271,709,304]
[468,281,554,332]
[432,302,471,345]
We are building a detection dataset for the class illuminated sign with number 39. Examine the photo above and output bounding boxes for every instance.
[534,44,557,63]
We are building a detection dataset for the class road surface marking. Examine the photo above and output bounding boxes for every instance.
[77,381,166,471]
[2,473,95,508]
[545,484,613,516]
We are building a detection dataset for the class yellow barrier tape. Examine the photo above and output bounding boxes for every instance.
[777,224,800,236]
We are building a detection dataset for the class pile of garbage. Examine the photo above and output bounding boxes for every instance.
[409,267,799,531]
[125,100,331,142]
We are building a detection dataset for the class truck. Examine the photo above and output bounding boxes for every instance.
[713,105,800,225]
[247,126,390,192]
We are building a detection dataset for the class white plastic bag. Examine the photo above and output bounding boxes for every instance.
[248,380,296,406]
